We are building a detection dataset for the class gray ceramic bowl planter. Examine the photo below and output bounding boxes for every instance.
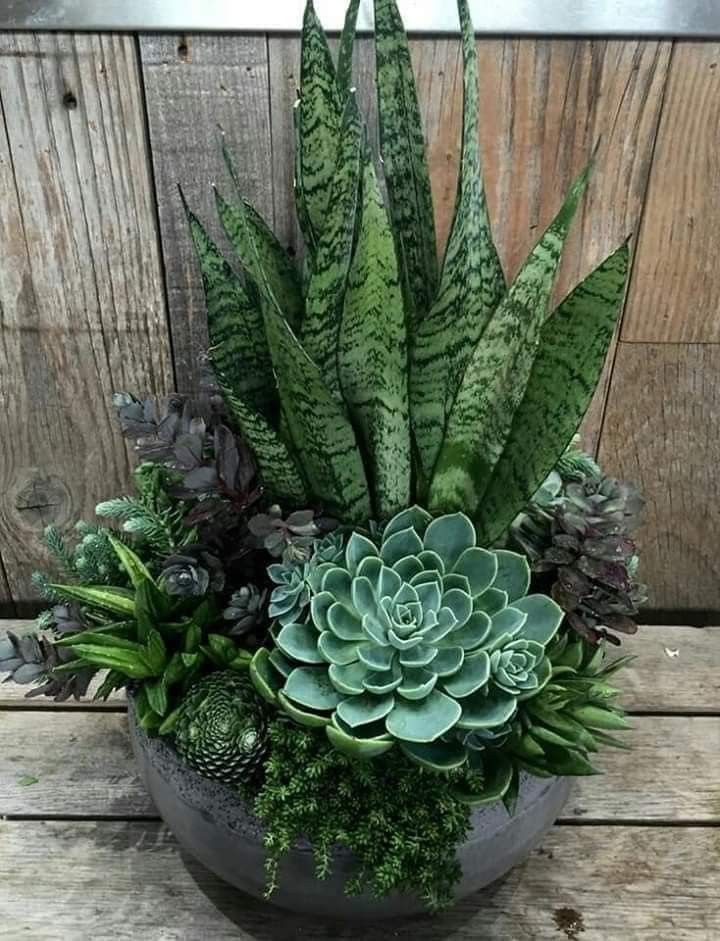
[129,702,570,919]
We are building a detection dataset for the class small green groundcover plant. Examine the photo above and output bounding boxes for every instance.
[0,0,649,912]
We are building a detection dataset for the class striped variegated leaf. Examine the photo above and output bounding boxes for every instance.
[336,0,361,98]
[265,305,370,523]
[339,155,411,521]
[181,190,277,421]
[214,173,303,333]
[301,96,362,392]
[428,160,592,515]
[220,381,309,507]
[475,243,629,544]
[374,0,437,327]
[410,0,505,484]
[298,0,343,243]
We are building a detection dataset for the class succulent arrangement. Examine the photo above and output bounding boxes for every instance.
[1,0,649,913]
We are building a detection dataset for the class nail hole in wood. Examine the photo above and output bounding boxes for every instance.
[62,91,77,110]
[178,40,189,61]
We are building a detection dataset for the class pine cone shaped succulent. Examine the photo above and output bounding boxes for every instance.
[509,469,646,646]
[536,477,647,645]
[173,671,269,786]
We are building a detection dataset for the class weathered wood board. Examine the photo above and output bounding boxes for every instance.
[598,343,720,611]
[138,34,274,391]
[0,33,173,607]
[622,42,720,342]
[1,710,717,822]
[0,821,716,939]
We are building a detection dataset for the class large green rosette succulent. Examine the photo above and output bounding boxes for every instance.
[250,507,563,770]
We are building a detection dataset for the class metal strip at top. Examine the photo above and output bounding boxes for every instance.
[2,0,720,36]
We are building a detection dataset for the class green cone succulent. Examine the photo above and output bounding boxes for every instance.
[251,507,563,769]
[172,671,269,786]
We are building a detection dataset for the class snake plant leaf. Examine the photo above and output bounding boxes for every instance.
[476,243,629,544]
[181,189,277,420]
[301,96,363,391]
[338,155,411,520]
[374,0,437,327]
[298,0,343,243]
[410,0,506,483]
[265,304,371,523]
[336,0,361,98]
[214,180,303,333]
[428,159,592,515]
[219,382,309,506]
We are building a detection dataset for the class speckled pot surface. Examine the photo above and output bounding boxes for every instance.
[128,701,570,919]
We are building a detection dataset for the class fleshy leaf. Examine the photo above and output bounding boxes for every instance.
[283,666,343,711]
[298,0,343,243]
[513,594,564,646]
[476,243,630,543]
[401,739,468,771]
[339,154,411,519]
[335,0,361,98]
[373,0,437,327]
[385,690,462,742]
[214,177,303,333]
[252,273,370,523]
[428,159,592,514]
[220,384,308,506]
[181,188,277,419]
[301,96,362,391]
[410,0,505,482]
[492,550,531,602]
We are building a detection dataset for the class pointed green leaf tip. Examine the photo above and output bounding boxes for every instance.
[298,0,343,244]
[336,0,361,97]
[428,158,592,516]
[374,0,437,326]
[301,95,362,392]
[410,0,506,484]
[339,154,411,521]
[179,186,277,421]
[476,242,630,543]
[263,302,371,524]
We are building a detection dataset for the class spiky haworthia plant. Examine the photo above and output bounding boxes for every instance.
[183,0,630,546]
[249,507,564,776]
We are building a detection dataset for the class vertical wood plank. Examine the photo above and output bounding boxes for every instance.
[139,34,274,391]
[598,342,720,611]
[0,33,172,605]
[477,40,672,452]
[621,42,720,342]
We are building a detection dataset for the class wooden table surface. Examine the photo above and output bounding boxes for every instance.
[1,622,718,940]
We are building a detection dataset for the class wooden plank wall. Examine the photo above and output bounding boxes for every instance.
[0,32,717,615]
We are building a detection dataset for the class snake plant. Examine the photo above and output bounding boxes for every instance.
[183,0,629,546]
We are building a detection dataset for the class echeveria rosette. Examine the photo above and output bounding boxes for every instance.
[250,507,563,771]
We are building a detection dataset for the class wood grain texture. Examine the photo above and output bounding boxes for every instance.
[477,39,672,453]
[1,710,716,822]
[0,821,717,939]
[598,343,720,611]
[139,34,274,390]
[2,623,717,712]
[0,33,173,606]
[621,625,720,713]
[623,43,720,342]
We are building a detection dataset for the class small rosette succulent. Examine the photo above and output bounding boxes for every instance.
[250,507,563,770]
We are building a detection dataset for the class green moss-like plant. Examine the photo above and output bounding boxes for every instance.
[252,718,479,911]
